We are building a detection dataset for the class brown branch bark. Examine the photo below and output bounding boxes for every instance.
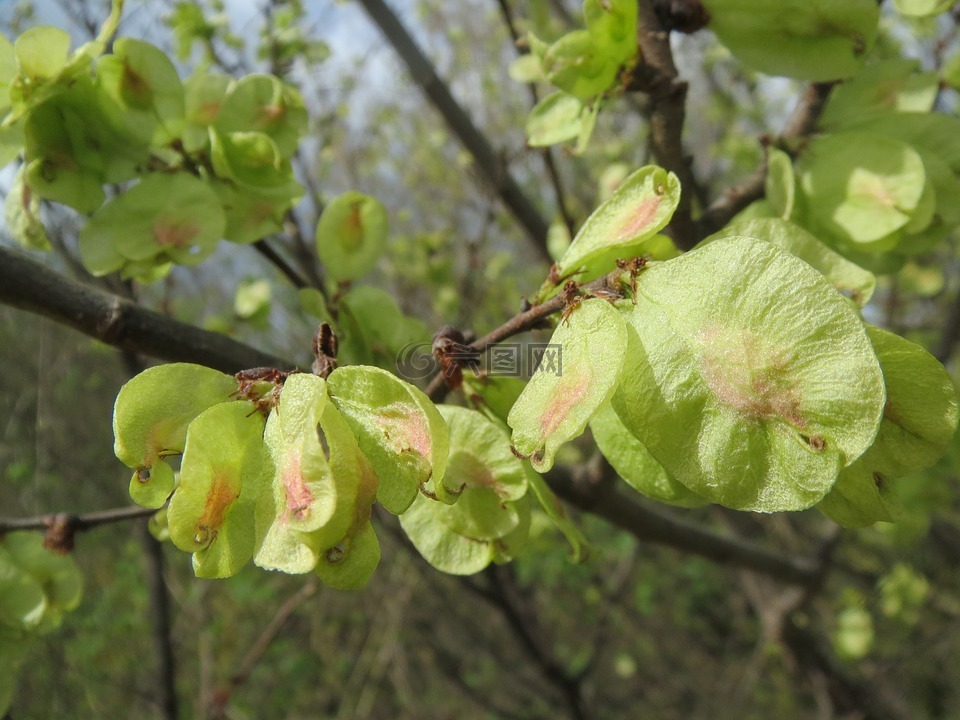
[634,2,700,250]
[0,246,290,374]
[545,463,820,587]
[495,0,577,238]
[356,0,552,262]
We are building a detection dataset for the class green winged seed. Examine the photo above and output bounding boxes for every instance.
[820,59,938,131]
[820,326,958,527]
[0,532,82,633]
[556,165,680,277]
[167,402,269,578]
[0,549,46,631]
[706,217,876,307]
[95,38,186,144]
[114,363,239,508]
[541,30,618,100]
[435,405,528,541]
[398,492,495,575]
[583,0,638,66]
[700,0,878,81]
[254,373,361,574]
[315,448,380,590]
[214,74,307,156]
[798,132,927,247]
[315,192,389,282]
[508,298,627,472]
[80,172,226,277]
[526,92,583,147]
[327,365,451,513]
[612,236,886,512]
[590,402,708,508]
[893,0,954,16]
[315,519,381,590]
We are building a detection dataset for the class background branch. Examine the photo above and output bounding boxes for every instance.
[0,246,290,374]
[357,0,553,262]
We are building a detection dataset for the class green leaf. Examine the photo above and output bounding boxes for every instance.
[526,92,583,147]
[700,0,878,81]
[508,298,628,472]
[556,166,680,277]
[214,74,307,156]
[254,373,363,574]
[583,0,638,66]
[798,132,927,246]
[95,38,185,144]
[612,236,886,512]
[462,375,527,430]
[167,402,269,578]
[706,217,876,308]
[542,30,619,100]
[590,403,708,508]
[80,172,226,276]
[113,363,239,508]
[327,366,451,513]
[820,59,938,131]
[315,191,389,282]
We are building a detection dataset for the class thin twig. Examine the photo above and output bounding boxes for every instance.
[141,523,180,720]
[254,239,310,289]
[496,0,576,237]
[697,82,834,237]
[209,579,319,718]
[356,0,553,262]
[0,505,157,534]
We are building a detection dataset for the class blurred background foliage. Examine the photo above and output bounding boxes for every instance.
[2,0,960,718]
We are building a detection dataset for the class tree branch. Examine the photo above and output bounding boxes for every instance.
[697,82,834,237]
[356,0,553,262]
[545,464,820,587]
[0,246,291,374]
[633,3,700,250]
[0,505,156,535]
[495,0,577,238]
